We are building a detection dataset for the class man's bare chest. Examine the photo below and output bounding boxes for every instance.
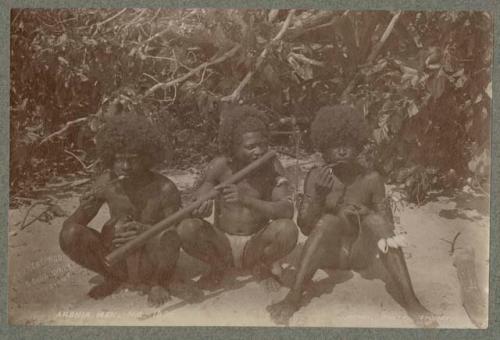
[103,184,164,224]
[328,176,372,207]
[223,173,274,200]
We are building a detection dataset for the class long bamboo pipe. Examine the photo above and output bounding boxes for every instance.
[104,150,276,267]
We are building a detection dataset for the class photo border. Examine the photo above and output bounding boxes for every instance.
[1,1,498,339]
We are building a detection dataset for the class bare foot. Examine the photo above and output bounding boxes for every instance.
[121,283,150,295]
[169,280,204,302]
[253,263,283,292]
[88,279,120,299]
[267,297,300,325]
[197,269,225,291]
[147,285,171,307]
[261,276,282,293]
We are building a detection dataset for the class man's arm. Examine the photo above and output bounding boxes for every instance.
[160,179,182,218]
[111,177,182,247]
[62,175,107,229]
[191,157,227,217]
[221,158,294,220]
[237,178,294,220]
[297,167,327,235]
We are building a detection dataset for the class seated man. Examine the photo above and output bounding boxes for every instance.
[59,114,181,307]
[177,105,298,290]
[267,105,437,327]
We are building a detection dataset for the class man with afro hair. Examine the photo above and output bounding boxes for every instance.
[59,114,182,307]
[267,105,437,327]
[177,104,298,291]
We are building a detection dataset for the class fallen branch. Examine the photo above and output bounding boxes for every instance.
[450,231,462,255]
[221,9,296,103]
[144,44,241,98]
[39,117,88,145]
[19,203,40,229]
[341,11,402,100]
[19,202,47,230]
[441,231,463,255]
[20,207,51,230]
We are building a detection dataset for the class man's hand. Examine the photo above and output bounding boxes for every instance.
[221,184,249,205]
[112,220,147,248]
[339,203,369,217]
[192,199,213,218]
[314,166,335,198]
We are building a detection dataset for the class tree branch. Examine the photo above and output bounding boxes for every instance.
[283,10,343,41]
[288,52,325,67]
[341,11,402,101]
[96,9,128,27]
[39,117,88,145]
[366,11,402,63]
[64,149,93,172]
[144,44,241,98]
[221,9,296,103]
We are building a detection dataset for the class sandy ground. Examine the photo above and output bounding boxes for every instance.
[7,157,490,328]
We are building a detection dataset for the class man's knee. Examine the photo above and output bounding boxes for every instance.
[363,213,394,238]
[363,213,387,226]
[269,219,298,246]
[158,229,181,249]
[59,223,83,254]
[177,218,204,243]
[145,230,181,265]
[313,214,343,236]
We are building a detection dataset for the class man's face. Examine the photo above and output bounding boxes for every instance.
[322,145,358,166]
[112,152,145,179]
[233,131,268,165]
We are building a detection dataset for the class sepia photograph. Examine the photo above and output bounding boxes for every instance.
[7,8,491,328]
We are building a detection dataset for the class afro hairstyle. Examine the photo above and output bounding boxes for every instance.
[310,105,371,152]
[96,114,168,168]
[218,104,269,156]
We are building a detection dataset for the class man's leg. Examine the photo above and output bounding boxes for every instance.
[242,219,298,283]
[362,213,438,328]
[177,218,232,289]
[267,214,344,325]
[59,223,123,298]
[143,229,181,307]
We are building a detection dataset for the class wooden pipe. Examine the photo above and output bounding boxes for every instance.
[104,150,277,267]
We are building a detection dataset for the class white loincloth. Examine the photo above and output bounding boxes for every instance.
[226,234,252,269]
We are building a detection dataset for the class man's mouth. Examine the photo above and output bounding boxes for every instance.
[115,172,129,179]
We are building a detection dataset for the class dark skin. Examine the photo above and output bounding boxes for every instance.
[177,131,298,290]
[267,145,438,328]
[59,152,181,307]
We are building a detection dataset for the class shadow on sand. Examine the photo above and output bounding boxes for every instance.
[276,243,408,315]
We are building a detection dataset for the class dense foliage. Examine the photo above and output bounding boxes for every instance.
[10,9,491,201]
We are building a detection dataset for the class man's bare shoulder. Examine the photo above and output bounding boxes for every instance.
[302,166,322,192]
[203,156,231,181]
[207,156,230,170]
[82,171,113,201]
[93,170,113,187]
